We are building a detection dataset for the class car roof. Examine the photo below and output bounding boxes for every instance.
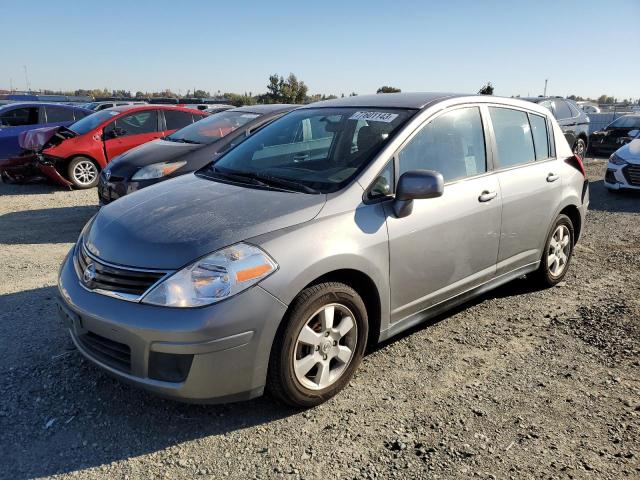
[0,101,88,110]
[230,104,298,114]
[521,96,569,102]
[303,92,466,109]
[106,104,205,114]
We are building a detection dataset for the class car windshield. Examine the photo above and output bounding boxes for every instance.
[609,116,640,129]
[200,107,415,193]
[68,109,120,135]
[168,111,260,144]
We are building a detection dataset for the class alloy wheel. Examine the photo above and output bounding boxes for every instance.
[73,160,98,186]
[547,225,571,277]
[293,303,358,390]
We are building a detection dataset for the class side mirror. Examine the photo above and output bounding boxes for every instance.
[393,170,444,218]
[104,127,126,139]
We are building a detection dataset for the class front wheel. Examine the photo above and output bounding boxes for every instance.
[533,214,574,287]
[267,282,369,407]
[67,156,99,189]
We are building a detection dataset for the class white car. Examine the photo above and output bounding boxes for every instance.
[580,104,600,114]
[604,129,640,191]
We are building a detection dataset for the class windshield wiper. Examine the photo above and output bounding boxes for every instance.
[209,168,319,194]
[251,172,320,194]
[206,167,268,187]
[165,137,201,144]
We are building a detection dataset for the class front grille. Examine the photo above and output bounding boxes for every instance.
[76,244,167,297]
[623,165,640,186]
[79,331,131,372]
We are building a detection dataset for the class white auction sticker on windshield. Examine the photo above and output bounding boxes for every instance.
[240,114,260,118]
[349,111,399,122]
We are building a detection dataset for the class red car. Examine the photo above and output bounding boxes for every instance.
[0,105,207,188]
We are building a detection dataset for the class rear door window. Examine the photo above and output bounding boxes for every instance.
[164,109,196,130]
[45,106,75,123]
[0,107,39,127]
[488,107,536,168]
[528,113,550,160]
[398,106,487,182]
[553,100,572,120]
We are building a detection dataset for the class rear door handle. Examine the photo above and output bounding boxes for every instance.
[478,190,498,202]
[547,173,560,182]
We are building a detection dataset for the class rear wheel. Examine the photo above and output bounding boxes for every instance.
[533,214,574,287]
[267,282,368,407]
[67,157,99,189]
[573,138,586,156]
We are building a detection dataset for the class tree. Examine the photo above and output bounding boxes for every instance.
[134,91,146,98]
[225,92,257,106]
[376,86,401,94]
[263,73,308,104]
[192,89,210,98]
[478,82,494,95]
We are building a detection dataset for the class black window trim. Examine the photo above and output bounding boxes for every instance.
[484,103,558,174]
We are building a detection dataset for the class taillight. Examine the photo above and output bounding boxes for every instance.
[565,154,586,179]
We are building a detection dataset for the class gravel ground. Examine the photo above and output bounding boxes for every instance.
[0,158,638,480]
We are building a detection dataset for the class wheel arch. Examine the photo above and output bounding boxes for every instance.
[559,204,582,244]
[301,269,382,349]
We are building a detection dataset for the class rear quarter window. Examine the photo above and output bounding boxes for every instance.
[528,113,550,160]
[45,106,75,123]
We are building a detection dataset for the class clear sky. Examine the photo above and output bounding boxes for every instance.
[2,0,639,99]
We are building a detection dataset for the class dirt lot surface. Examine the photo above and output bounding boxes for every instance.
[0,158,638,480]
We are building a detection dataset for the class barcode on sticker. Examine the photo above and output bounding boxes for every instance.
[349,111,399,123]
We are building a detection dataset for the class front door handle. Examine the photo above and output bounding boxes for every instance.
[478,190,498,202]
[547,173,560,183]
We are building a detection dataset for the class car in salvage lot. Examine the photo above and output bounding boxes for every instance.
[98,104,296,204]
[604,128,640,191]
[589,114,640,157]
[0,102,91,161]
[521,97,590,156]
[57,92,589,407]
[0,105,207,188]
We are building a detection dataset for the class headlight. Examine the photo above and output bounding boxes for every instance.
[131,161,187,180]
[609,153,627,166]
[141,243,277,307]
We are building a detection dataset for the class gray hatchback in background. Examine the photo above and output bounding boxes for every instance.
[57,93,589,407]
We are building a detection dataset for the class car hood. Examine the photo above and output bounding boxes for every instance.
[85,174,326,269]
[107,138,209,177]
[616,138,640,164]
[19,126,76,152]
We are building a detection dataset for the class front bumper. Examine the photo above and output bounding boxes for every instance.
[604,163,640,191]
[57,250,288,403]
[98,174,163,205]
[0,153,72,187]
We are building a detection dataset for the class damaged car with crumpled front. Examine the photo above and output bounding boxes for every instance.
[0,126,79,187]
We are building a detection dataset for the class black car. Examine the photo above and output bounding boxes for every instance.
[98,104,297,204]
[589,114,640,156]
[522,97,590,156]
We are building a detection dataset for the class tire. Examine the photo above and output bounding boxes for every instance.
[533,214,574,287]
[573,138,586,157]
[267,282,369,407]
[67,156,99,189]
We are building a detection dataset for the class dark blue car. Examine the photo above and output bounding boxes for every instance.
[0,102,91,159]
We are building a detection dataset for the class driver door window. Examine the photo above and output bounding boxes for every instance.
[398,107,487,182]
[105,110,159,137]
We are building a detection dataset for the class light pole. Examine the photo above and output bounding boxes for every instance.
[543,78,548,97]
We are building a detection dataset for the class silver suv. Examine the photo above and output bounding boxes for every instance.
[57,93,589,407]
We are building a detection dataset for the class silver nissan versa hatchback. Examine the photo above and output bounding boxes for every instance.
[57,93,589,407]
